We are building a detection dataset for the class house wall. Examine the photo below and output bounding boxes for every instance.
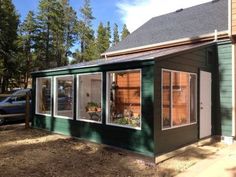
[231,0,236,35]
[32,61,155,156]
[217,41,233,136]
[154,44,218,155]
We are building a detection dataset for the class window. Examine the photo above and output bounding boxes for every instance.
[54,76,74,119]
[11,90,29,102]
[36,77,52,115]
[162,70,197,129]
[77,73,102,123]
[107,70,141,129]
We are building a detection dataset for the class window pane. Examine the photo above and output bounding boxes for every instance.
[107,70,141,128]
[36,78,51,115]
[162,71,171,128]
[55,76,73,118]
[172,72,190,126]
[78,73,102,122]
[190,74,197,123]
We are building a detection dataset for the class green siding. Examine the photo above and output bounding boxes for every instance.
[31,41,234,157]
[155,45,216,155]
[32,62,155,157]
[217,43,233,136]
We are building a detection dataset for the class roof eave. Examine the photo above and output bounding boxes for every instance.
[102,30,229,57]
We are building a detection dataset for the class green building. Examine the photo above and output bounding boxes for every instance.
[32,0,236,161]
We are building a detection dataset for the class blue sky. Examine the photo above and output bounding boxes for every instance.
[12,0,124,33]
[12,0,212,33]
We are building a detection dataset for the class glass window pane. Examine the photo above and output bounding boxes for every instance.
[162,71,171,128]
[190,74,197,123]
[78,73,102,122]
[55,76,74,118]
[107,70,141,128]
[36,78,51,115]
[172,72,190,126]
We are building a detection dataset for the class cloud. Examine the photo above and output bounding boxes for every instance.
[117,0,211,32]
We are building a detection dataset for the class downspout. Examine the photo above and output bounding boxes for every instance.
[229,0,233,39]
[228,0,236,137]
[214,29,218,41]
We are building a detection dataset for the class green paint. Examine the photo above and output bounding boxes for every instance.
[217,42,233,137]
[32,64,155,157]
[154,45,220,155]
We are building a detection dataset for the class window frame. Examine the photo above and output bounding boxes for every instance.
[161,69,198,131]
[35,76,53,116]
[53,75,74,120]
[76,72,103,124]
[106,69,142,130]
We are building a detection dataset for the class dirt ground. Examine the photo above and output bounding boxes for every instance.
[0,124,226,177]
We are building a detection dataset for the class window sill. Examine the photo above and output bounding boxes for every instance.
[106,122,141,130]
[162,122,197,131]
[54,115,73,120]
[76,118,102,124]
[35,113,52,117]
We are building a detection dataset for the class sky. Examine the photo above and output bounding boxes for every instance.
[12,0,212,33]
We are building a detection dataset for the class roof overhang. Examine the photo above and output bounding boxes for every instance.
[32,41,219,75]
[102,30,229,57]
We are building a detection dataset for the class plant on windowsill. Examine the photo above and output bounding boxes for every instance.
[113,116,140,127]
[85,102,101,112]
[163,117,170,127]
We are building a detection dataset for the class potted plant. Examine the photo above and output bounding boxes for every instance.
[85,102,101,112]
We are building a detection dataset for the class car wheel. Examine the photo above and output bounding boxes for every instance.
[0,117,5,126]
[0,111,5,125]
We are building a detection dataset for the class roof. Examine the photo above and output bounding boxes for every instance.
[106,0,228,54]
[32,42,215,74]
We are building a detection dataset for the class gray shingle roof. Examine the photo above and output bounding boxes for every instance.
[106,0,228,53]
[32,42,214,74]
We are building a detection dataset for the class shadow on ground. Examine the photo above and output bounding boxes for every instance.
[0,124,225,177]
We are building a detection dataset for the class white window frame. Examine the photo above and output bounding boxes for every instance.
[53,75,74,120]
[76,72,103,124]
[106,69,142,130]
[35,76,53,116]
[161,69,197,131]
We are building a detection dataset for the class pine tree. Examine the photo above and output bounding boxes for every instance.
[112,23,119,46]
[18,11,37,88]
[96,22,107,55]
[121,24,130,40]
[104,21,111,49]
[35,0,79,68]
[0,0,19,92]
[78,0,96,61]
[61,0,79,61]
[35,0,57,69]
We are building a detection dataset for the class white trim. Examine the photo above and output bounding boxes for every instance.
[106,122,142,130]
[53,75,74,120]
[35,76,53,116]
[106,69,142,130]
[229,0,232,37]
[76,72,103,124]
[77,118,103,124]
[232,44,236,137]
[161,69,198,131]
[162,122,197,131]
[102,31,229,57]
